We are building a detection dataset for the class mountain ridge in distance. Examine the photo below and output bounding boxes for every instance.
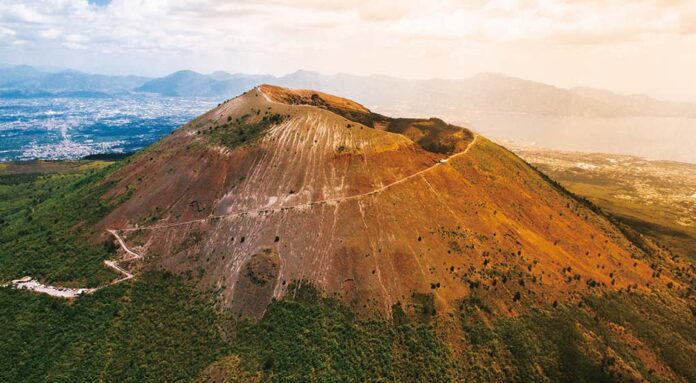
[3,63,695,119]
[133,69,696,118]
[0,64,149,93]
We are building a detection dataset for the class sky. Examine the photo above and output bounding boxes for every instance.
[1,0,696,101]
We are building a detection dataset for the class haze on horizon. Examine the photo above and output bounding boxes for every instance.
[1,0,696,102]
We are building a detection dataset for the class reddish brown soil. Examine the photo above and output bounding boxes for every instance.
[97,86,671,318]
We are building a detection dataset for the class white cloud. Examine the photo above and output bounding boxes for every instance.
[0,26,16,37]
[3,0,691,53]
[38,28,62,39]
[0,0,695,99]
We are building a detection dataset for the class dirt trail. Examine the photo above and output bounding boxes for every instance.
[103,229,142,283]
[3,230,144,298]
[118,134,479,233]
[107,229,142,261]
[6,88,477,298]
[104,261,133,282]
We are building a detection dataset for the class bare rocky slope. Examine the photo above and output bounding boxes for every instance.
[97,85,681,319]
[2,85,694,382]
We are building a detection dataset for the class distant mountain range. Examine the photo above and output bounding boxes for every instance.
[0,65,148,96]
[135,69,273,97]
[1,64,695,119]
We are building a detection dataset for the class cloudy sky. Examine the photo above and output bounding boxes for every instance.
[1,0,695,100]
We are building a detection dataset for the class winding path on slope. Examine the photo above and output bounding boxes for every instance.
[114,134,479,233]
[3,230,143,298]
[87,132,479,295]
[104,229,142,283]
[7,88,479,298]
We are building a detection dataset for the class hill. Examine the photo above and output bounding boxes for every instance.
[0,86,693,382]
[135,70,275,97]
[0,65,149,94]
[512,146,696,261]
[136,69,696,119]
[94,84,680,318]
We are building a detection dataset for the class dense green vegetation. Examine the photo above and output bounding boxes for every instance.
[1,162,693,382]
[0,164,127,286]
[81,152,134,161]
[232,284,454,382]
[585,292,696,379]
[457,291,696,383]
[3,269,693,382]
[0,271,224,382]
[0,273,453,382]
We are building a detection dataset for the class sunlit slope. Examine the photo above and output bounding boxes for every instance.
[95,86,678,318]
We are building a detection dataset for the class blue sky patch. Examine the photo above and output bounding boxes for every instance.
[88,0,111,6]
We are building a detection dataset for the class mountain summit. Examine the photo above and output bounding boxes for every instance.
[96,85,671,318]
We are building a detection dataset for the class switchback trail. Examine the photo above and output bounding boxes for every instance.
[2,230,144,298]
[104,229,142,283]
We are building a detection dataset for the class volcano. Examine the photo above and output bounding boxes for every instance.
[97,85,670,318]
